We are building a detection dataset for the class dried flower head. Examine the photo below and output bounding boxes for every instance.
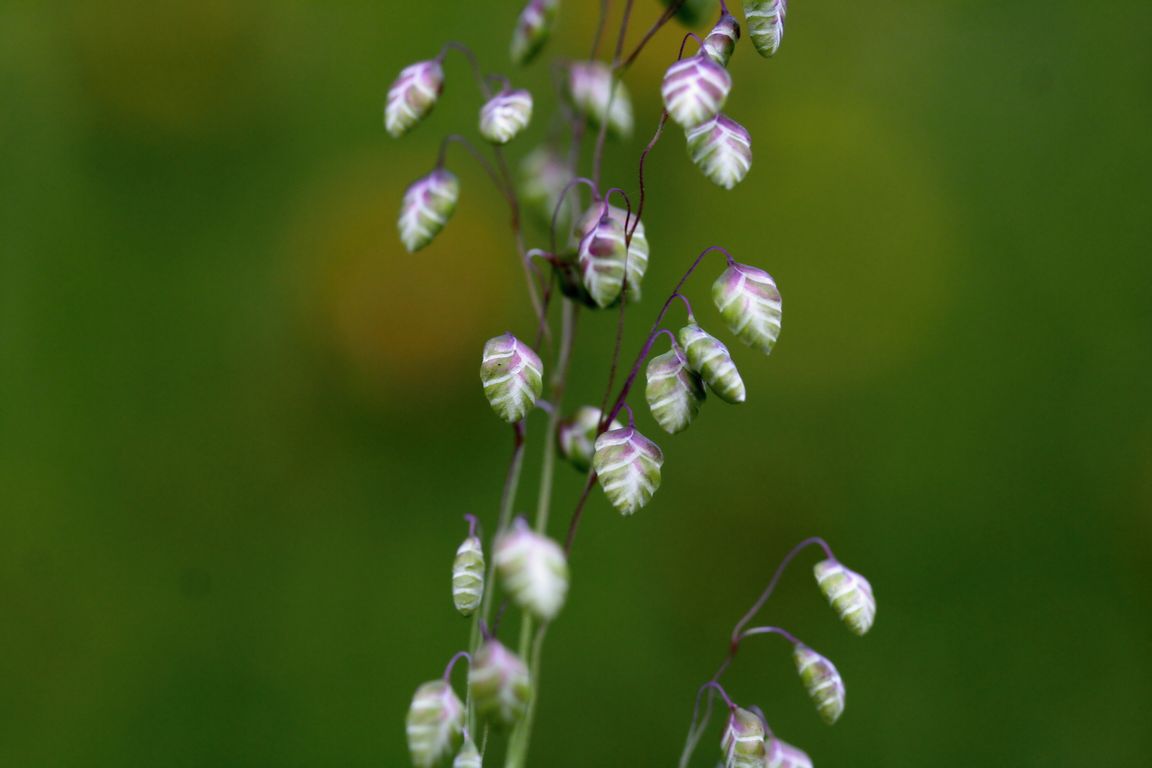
[815,559,876,636]
[746,0,787,59]
[713,262,783,355]
[495,519,569,621]
[510,0,560,65]
[686,113,752,189]
[703,14,742,68]
[574,203,650,308]
[479,89,534,145]
[721,707,768,768]
[645,347,706,434]
[678,323,746,404]
[568,61,634,138]
[592,425,664,515]
[385,59,445,138]
[480,334,544,423]
[558,406,622,472]
[793,644,846,724]
[406,680,464,768]
[469,640,531,727]
[451,534,485,617]
[453,737,483,768]
[398,169,459,253]
[766,737,814,768]
[661,53,732,128]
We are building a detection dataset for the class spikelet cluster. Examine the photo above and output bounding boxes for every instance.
[661,53,731,128]
[568,61,634,138]
[815,559,876,636]
[558,406,621,472]
[721,707,768,768]
[645,347,706,435]
[703,14,741,67]
[451,535,484,616]
[453,738,482,768]
[479,334,543,423]
[469,640,531,727]
[713,262,783,355]
[398,170,459,253]
[592,425,664,515]
[574,203,649,308]
[520,146,574,227]
[686,114,753,190]
[385,60,444,138]
[766,737,813,768]
[793,644,846,724]
[679,323,746,404]
[510,0,560,65]
[494,519,569,621]
[746,0,788,59]
[405,680,464,768]
[479,89,533,145]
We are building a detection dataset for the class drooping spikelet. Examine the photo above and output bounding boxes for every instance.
[479,89,534,145]
[746,0,787,59]
[686,113,752,189]
[661,53,732,128]
[494,519,569,621]
[520,146,574,228]
[721,707,768,768]
[558,406,622,472]
[713,262,783,355]
[574,203,649,308]
[385,59,444,138]
[814,559,876,636]
[592,425,664,515]
[451,535,484,617]
[568,61,634,138]
[766,737,814,768]
[703,14,742,68]
[479,334,544,423]
[645,348,706,434]
[469,640,531,727]
[453,737,483,768]
[398,169,459,252]
[793,644,846,724]
[510,0,560,65]
[678,323,746,404]
[406,680,464,768]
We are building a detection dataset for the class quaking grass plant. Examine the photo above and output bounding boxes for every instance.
[389,2,877,766]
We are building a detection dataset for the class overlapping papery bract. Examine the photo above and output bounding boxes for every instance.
[793,644,846,724]
[521,146,574,227]
[721,707,768,768]
[480,334,544,423]
[398,170,459,253]
[385,59,444,138]
[453,738,482,768]
[495,519,569,621]
[406,680,464,768]
[687,114,752,189]
[574,203,649,308]
[568,61,634,138]
[558,406,622,472]
[451,535,484,616]
[767,738,814,768]
[746,0,787,58]
[479,89,533,145]
[646,348,706,434]
[703,14,742,68]
[510,0,560,65]
[662,53,732,128]
[679,323,746,404]
[815,559,876,636]
[713,262,783,355]
[592,425,664,515]
[469,640,531,727]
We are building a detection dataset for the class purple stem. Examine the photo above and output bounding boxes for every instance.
[729,537,836,643]
[464,513,479,539]
[437,41,491,98]
[443,650,472,681]
[670,293,695,321]
[436,135,510,203]
[620,0,690,71]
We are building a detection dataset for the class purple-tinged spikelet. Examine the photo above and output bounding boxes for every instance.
[645,348,706,434]
[703,14,742,68]
[385,60,444,138]
[405,680,464,768]
[479,89,534,145]
[494,519,569,621]
[558,406,622,472]
[793,644,846,724]
[451,535,484,617]
[453,738,482,768]
[766,737,814,768]
[713,262,783,355]
[398,169,459,252]
[815,559,876,636]
[510,0,560,65]
[678,323,746,404]
[721,707,768,768]
[661,53,732,129]
[574,203,650,308]
[479,334,544,423]
[592,425,664,515]
[686,113,752,189]
[568,61,634,138]
[746,0,787,59]
[469,640,531,727]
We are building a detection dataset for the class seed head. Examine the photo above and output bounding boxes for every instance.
[479,334,544,423]
[746,0,787,59]
[558,406,622,472]
[451,535,485,617]
[510,0,560,65]
[592,425,664,515]
[385,59,445,138]
[469,640,531,727]
[678,323,746,404]
[495,518,569,621]
[568,61,634,138]
[479,89,534,145]
[662,53,732,129]
[815,559,876,636]
[686,113,752,189]
[405,680,464,768]
[574,203,649,308]
[703,14,742,68]
[398,169,459,253]
[713,262,783,356]
[766,737,813,768]
[721,707,768,768]
[793,644,846,725]
[645,347,706,434]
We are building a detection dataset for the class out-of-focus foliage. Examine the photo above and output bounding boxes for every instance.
[1,1,1150,766]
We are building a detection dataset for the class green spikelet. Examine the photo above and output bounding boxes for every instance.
[469,640,531,727]
[746,0,787,58]
[405,680,464,768]
[678,323,746,404]
[451,535,484,617]
[453,737,482,768]
[721,707,768,768]
[645,348,706,434]
[713,261,782,355]
[815,559,876,636]
[793,644,846,724]
[480,333,544,423]
[592,425,664,515]
[558,406,621,472]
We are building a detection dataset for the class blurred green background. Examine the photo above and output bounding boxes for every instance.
[2,0,1150,765]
